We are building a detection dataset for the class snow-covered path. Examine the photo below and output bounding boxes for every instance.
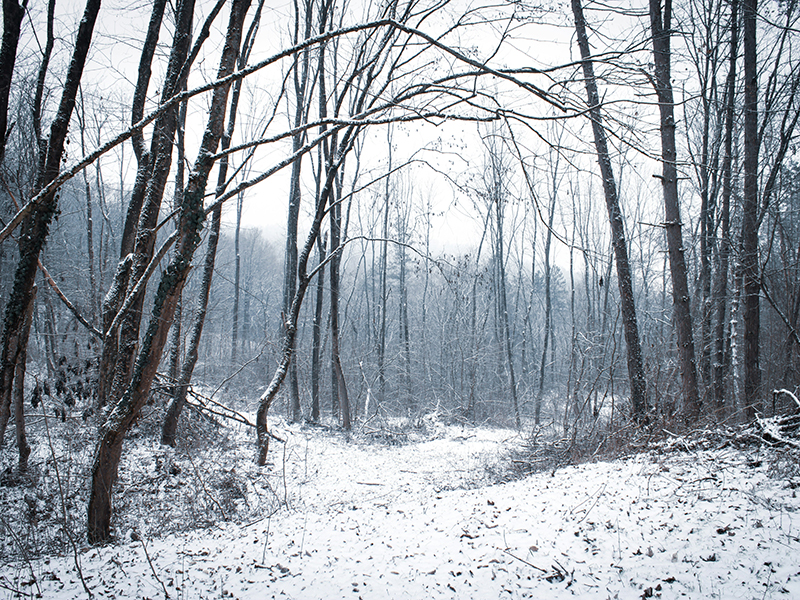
[2,424,799,599]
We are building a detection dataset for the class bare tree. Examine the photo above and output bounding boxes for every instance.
[89,0,251,543]
[310,232,327,422]
[0,0,101,447]
[162,0,264,446]
[482,128,521,428]
[649,0,701,421]
[741,0,759,419]
[713,0,738,413]
[534,144,558,426]
[571,0,648,422]
[284,0,315,424]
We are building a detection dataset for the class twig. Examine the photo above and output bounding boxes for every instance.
[774,389,800,410]
[133,532,169,599]
[185,453,228,521]
[261,516,272,564]
[0,515,42,598]
[501,548,547,573]
[209,341,271,399]
[576,483,607,524]
[42,410,92,599]
[0,579,29,596]
[39,260,102,338]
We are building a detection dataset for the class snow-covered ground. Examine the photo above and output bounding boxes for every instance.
[2,420,799,599]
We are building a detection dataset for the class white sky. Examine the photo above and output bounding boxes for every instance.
[15,0,717,275]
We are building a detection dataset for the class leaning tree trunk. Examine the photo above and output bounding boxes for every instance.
[96,0,172,411]
[161,0,261,445]
[256,126,357,465]
[161,204,222,446]
[0,0,101,446]
[649,0,701,422]
[106,0,197,411]
[571,0,649,421]
[88,0,250,544]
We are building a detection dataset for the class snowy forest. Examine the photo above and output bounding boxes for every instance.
[1,0,800,597]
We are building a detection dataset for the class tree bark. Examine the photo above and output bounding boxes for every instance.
[284,0,314,424]
[161,0,262,443]
[377,131,391,406]
[649,0,701,421]
[32,0,55,180]
[88,0,250,544]
[742,0,760,418]
[713,0,738,413]
[96,0,177,411]
[161,204,222,446]
[310,234,327,422]
[0,0,26,166]
[468,214,490,422]
[231,191,243,363]
[571,0,648,421]
[535,169,556,426]
[13,285,35,471]
[107,0,197,411]
[0,0,101,446]
[397,200,413,415]
[330,177,350,428]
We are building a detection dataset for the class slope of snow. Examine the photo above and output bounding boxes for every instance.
[1,422,798,599]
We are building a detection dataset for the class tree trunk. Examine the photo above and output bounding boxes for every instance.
[96,0,175,411]
[256,126,357,464]
[231,191,243,363]
[284,0,313,424]
[488,145,521,429]
[310,233,327,422]
[78,96,99,324]
[165,98,188,397]
[397,202,413,415]
[0,0,101,445]
[468,212,490,422]
[107,0,197,410]
[377,131,391,406]
[535,174,556,426]
[742,0,760,419]
[713,0,738,414]
[13,285,35,471]
[161,204,222,446]
[572,0,648,421]
[161,0,261,442]
[0,0,27,166]
[88,0,249,543]
[330,179,350,428]
[649,0,701,421]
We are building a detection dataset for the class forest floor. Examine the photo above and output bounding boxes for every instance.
[1,414,800,599]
